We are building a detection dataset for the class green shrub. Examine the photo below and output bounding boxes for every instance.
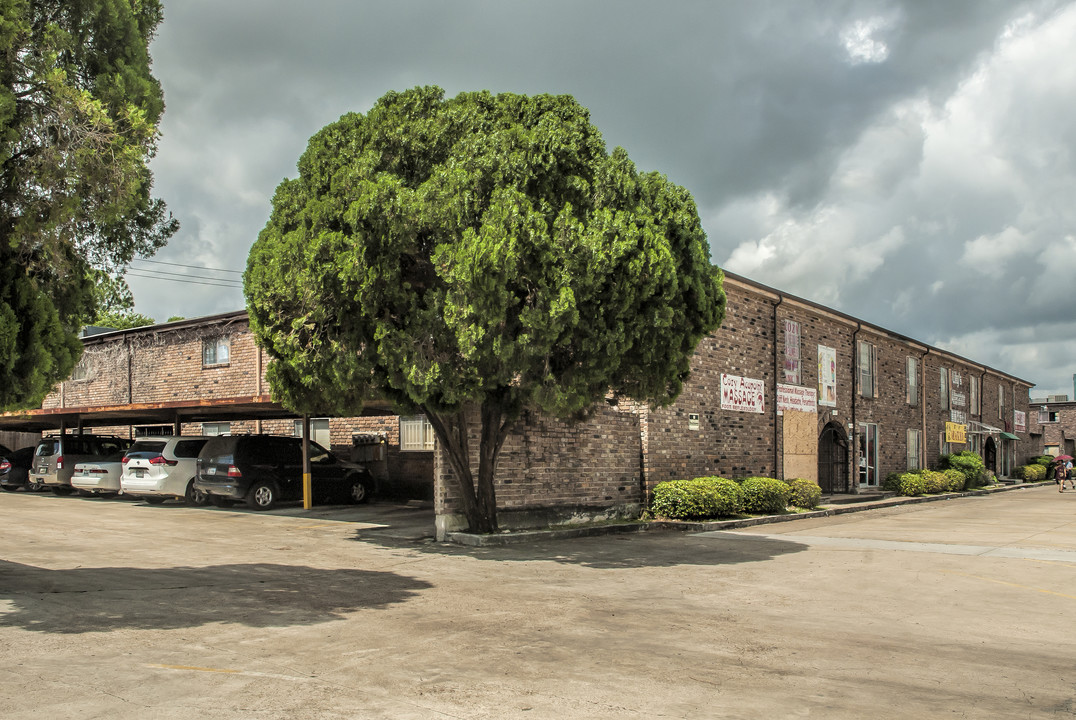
[897,473,926,497]
[740,476,792,514]
[922,470,949,494]
[944,451,986,489]
[651,477,743,519]
[942,468,966,492]
[1020,464,1047,482]
[883,472,904,492]
[786,478,822,509]
[1030,455,1054,468]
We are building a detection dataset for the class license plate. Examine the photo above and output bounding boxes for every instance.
[134,469,145,478]
[207,467,216,475]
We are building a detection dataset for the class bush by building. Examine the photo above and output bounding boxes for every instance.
[739,476,793,514]
[784,478,822,509]
[651,477,743,519]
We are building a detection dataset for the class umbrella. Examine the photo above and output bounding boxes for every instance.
[1053,454,1073,462]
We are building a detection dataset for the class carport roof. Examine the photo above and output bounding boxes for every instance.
[0,394,394,433]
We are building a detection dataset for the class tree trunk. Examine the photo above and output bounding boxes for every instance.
[425,401,515,534]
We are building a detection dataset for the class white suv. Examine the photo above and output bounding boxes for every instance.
[121,436,211,505]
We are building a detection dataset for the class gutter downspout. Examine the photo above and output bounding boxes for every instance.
[921,348,930,469]
[852,323,862,492]
[773,294,784,479]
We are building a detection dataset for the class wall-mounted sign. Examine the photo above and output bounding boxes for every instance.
[945,422,967,444]
[950,410,967,424]
[777,384,817,413]
[951,391,966,408]
[818,345,837,407]
[783,320,801,385]
[1014,410,1026,433]
[721,374,765,413]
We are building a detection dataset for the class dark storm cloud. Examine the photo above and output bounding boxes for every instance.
[135,0,1076,395]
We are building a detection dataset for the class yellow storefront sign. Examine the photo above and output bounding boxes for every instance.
[945,422,967,444]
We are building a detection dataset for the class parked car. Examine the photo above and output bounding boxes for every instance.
[195,435,374,510]
[70,448,130,497]
[120,436,212,505]
[29,435,133,495]
[1,446,40,492]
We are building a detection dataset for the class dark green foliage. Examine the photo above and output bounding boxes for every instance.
[897,473,926,497]
[0,0,176,409]
[1030,455,1054,468]
[651,477,742,519]
[740,476,792,514]
[883,472,904,492]
[1015,464,1047,481]
[785,478,822,509]
[246,87,726,533]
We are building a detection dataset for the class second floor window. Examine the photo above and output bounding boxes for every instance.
[906,357,918,406]
[203,337,230,366]
[940,368,949,409]
[858,341,876,397]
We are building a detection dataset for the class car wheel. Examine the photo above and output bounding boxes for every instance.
[144,496,167,505]
[185,480,209,506]
[247,481,278,511]
[208,495,234,508]
[27,479,43,492]
[347,475,372,504]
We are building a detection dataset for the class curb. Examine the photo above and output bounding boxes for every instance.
[444,481,1053,547]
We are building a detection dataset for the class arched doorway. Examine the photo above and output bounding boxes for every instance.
[984,437,997,474]
[818,421,850,494]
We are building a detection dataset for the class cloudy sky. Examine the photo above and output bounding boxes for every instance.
[134,0,1076,398]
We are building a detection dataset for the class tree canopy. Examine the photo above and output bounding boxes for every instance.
[246,87,725,532]
[0,0,177,409]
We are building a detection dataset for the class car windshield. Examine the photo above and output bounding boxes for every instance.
[309,443,335,464]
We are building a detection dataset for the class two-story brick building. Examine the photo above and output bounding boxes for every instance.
[2,271,1036,537]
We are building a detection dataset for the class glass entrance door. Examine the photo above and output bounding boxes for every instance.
[858,422,879,486]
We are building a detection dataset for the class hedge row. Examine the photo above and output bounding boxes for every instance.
[650,476,821,520]
[1014,464,1048,481]
[882,468,967,497]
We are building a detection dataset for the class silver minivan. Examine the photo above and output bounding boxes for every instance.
[30,435,133,495]
[120,436,211,505]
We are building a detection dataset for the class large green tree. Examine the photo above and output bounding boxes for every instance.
[246,87,725,533]
[0,0,177,409]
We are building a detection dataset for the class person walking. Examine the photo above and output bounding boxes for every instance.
[1056,460,1067,492]
[1066,459,1075,491]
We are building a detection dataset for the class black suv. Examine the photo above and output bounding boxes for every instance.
[194,435,374,510]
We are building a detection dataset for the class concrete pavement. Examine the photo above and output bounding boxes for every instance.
[1,486,1074,718]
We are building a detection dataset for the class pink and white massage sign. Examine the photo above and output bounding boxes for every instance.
[721,373,765,413]
[777,384,818,413]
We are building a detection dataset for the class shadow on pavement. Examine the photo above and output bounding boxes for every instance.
[0,559,431,635]
[353,528,808,569]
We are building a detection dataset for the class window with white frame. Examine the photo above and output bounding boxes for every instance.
[202,422,231,436]
[906,357,918,406]
[294,418,331,449]
[400,416,435,451]
[858,341,876,397]
[970,376,979,416]
[907,428,922,470]
[1039,408,1059,423]
[202,337,230,366]
[939,367,949,409]
[998,384,1004,420]
[858,422,879,485]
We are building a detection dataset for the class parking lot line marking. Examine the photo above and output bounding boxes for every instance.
[289,524,338,530]
[942,571,1076,601]
[150,664,240,674]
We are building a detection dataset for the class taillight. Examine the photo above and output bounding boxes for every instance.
[0,460,10,472]
[122,456,131,465]
[56,455,63,469]
[149,455,178,466]
[89,468,108,475]
[226,465,242,478]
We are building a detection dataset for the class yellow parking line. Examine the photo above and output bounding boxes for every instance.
[150,664,240,674]
[944,571,1076,600]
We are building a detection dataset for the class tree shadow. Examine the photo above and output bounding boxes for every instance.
[0,560,431,635]
[352,527,808,570]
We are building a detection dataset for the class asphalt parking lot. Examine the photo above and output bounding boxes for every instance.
[1,487,1074,719]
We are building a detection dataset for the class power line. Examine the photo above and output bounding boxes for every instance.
[131,258,244,275]
[125,270,244,289]
[127,266,244,286]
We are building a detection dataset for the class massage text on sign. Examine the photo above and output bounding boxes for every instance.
[777,384,818,413]
[721,374,765,413]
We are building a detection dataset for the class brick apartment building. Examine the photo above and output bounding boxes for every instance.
[2,272,1037,537]
[1029,387,1076,458]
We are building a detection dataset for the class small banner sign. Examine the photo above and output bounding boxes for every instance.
[777,384,817,413]
[721,373,765,413]
[945,421,967,444]
[1014,410,1026,433]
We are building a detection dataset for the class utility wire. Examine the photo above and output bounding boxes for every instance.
[127,267,244,286]
[131,258,244,275]
[125,270,244,289]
